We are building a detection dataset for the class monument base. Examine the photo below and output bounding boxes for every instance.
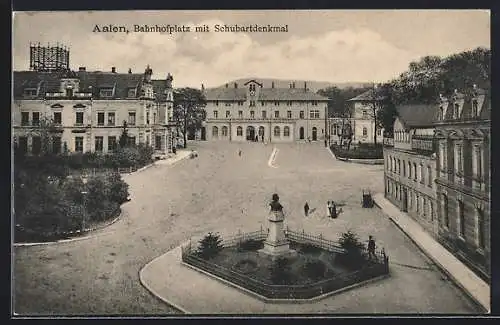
[258,240,297,258]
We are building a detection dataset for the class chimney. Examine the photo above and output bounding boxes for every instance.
[78,67,86,72]
[111,67,116,73]
[234,82,238,89]
[271,81,275,88]
[304,81,307,91]
[225,83,228,88]
[201,83,205,91]
[128,68,132,74]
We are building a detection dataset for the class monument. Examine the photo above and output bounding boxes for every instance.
[258,193,296,257]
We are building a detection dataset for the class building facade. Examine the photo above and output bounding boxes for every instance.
[434,87,491,281]
[13,66,177,157]
[202,80,329,143]
[383,104,438,236]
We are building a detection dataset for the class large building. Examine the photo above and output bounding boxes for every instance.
[329,88,384,146]
[434,87,491,281]
[383,104,438,236]
[13,63,177,157]
[202,80,329,142]
[383,86,491,281]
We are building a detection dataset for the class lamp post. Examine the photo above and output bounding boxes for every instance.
[81,190,88,232]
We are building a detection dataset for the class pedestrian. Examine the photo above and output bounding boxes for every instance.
[331,202,337,218]
[304,202,310,217]
[238,149,242,157]
[326,201,332,218]
[368,235,377,261]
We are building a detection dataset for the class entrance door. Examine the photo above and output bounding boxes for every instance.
[246,126,255,141]
[201,127,206,141]
[402,187,408,212]
[312,127,317,141]
[299,127,304,140]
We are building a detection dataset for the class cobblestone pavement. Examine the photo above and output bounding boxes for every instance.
[13,142,479,315]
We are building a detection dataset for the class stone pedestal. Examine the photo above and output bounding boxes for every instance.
[258,210,296,257]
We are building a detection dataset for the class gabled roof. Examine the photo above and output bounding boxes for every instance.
[441,90,490,121]
[243,79,263,87]
[203,88,248,101]
[396,104,438,128]
[203,87,328,101]
[348,88,386,101]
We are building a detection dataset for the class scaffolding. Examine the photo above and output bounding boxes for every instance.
[29,43,70,72]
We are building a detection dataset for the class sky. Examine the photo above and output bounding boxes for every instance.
[12,10,490,88]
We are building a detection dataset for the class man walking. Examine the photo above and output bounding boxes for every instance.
[327,201,332,218]
[368,235,377,261]
[331,202,337,218]
[304,202,310,217]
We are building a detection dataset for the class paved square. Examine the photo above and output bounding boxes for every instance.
[14,142,479,314]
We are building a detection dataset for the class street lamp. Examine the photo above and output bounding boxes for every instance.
[81,190,88,232]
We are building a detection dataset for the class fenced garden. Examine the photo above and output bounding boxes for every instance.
[181,229,390,300]
[330,143,384,160]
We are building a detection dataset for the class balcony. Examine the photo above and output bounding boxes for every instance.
[383,137,394,147]
[45,92,92,99]
[411,135,436,153]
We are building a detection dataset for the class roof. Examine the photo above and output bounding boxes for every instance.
[13,70,146,99]
[203,86,329,101]
[396,104,438,128]
[348,89,386,101]
[441,90,490,121]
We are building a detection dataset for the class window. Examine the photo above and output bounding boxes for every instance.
[312,101,318,106]
[249,84,256,92]
[274,111,279,118]
[24,88,37,97]
[127,88,136,98]
[32,112,40,126]
[274,101,280,106]
[213,110,219,118]
[419,164,424,183]
[225,102,231,107]
[75,112,84,125]
[299,111,304,119]
[128,112,136,125]
[21,112,30,126]
[261,101,265,106]
[238,111,243,118]
[100,89,113,98]
[95,136,104,152]
[75,136,84,152]
[226,111,230,118]
[332,124,337,136]
[153,112,157,124]
[453,103,459,119]
[362,110,368,118]
[250,101,255,107]
[274,126,280,137]
[155,136,162,150]
[212,126,219,138]
[222,126,228,137]
[310,110,320,118]
[284,126,290,137]
[455,143,463,173]
[262,111,267,119]
[413,163,417,181]
[215,101,219,106]
[108,112,115,126]
[427,166,432,187]
[439,106,444,120]
[97,112,105,126]
[443,194,449,228]
[51,137,61,154]
[378,128,383,136]
[477,207,485,249]
[287,101,292,106]
[472,100,478,117]
[32,136,41,154]
[458,200,465,238]
[250,111,255,119]
[440,143,447,171]
[287,111,292,119]
[423,197,427,216]
[473,145,483,179]
[238,101,243,106]
[18,136,28,154]
[108,136,117,152]
[53,112,62,125]
[146,112,150,124]
[66,88,73,97]
[397,159,401,174]
[416,194,420,213]
[430,201,434,221]
[403,160,406,177]
[362,127,368,137]
[127,136,136,146]
[236,126,243,136]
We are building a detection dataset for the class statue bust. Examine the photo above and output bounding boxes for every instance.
[269,193,283,212]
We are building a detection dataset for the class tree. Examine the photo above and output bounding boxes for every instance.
[118,121,130,148]
[173,88,207,148]
[376,83,398,137]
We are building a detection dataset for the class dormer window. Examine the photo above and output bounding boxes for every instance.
[453,103,460,119]
[439,106,444,121]
[128,88,136,98]
[472,100,478,117]
[249,84,256,92]
[66,88,73,97]
[100,88,113,98]
[23,88,37,97]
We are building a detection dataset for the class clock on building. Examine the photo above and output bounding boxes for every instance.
[250,91,255,96]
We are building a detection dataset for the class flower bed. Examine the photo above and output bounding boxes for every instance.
[330,144,384,160]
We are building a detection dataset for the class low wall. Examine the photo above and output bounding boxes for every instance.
[335,156,385,165]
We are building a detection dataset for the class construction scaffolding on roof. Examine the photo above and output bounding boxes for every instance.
[29,43,70,72]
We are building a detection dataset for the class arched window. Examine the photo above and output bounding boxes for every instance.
[212,126,219,137]
[258,126,265,137]
[454,103,460,119]
[283,126,290,137]
[363,127,368,136]
[439,106,444,120]
[236,126,243,136]
[274,126,280,137]
[221,126,228,136]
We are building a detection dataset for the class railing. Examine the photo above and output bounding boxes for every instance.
[411,135,436,152]
[71,166,140,177]
[285,228,345,253]
[383,137,394,147]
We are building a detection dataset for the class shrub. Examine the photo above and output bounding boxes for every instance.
[114,147,142,168]
[197,232,224,259]
[269,257,292,284]
[104,172,129,204]
[237,238,264,252]
[338,230,366,269]
[298,243,323,254]
[136,143,154,166]
[303,259,327,280]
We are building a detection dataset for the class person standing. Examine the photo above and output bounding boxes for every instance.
[327,201,332,218]
[368,235,377,261]
[304,202,310,217]
[238,149,242,157]
[331,202,337,218]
